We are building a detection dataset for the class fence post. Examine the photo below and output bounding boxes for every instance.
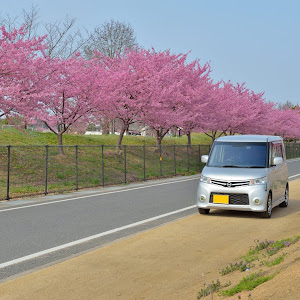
[75,145,78,190]
[198,144,201,172]
[187,145,190,173]
[6,145,11,200]
[44,145,48,195]
[124,145,127,184]
[174,145,176,176]
[293,143,296,158]
[143,145,146,181]
[159,145,162,177]
[101,145,104,187]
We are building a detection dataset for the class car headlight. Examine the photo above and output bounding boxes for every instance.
[249,177,266,185]
[200,175,211,183]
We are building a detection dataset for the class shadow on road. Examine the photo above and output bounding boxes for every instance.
[200,198,300,219]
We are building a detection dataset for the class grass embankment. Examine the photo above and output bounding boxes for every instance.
[0,128,212,146]
[0,129,211,200]
[197,236,300,299]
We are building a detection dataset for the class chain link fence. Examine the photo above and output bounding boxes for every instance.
[0,144,211,200]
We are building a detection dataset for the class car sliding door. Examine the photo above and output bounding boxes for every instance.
[277,142,287,197]
[269,142,283,203]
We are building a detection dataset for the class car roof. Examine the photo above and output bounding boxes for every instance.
[215,135,283,143]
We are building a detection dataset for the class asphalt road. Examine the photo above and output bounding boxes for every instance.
[0,158,299,281]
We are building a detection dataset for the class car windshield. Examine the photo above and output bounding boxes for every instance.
[208,141,267,168]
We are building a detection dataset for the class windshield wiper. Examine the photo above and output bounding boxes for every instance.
[220,165,244,168]
[245,166,265,168]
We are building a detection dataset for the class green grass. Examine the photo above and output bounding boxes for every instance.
[220,272,276,297]
[220,261,251,276]
[262,254,285,267]
[243,237,300,261]
[0,129,210,199]
[197,236,300,298]
[0,128,211,146]
[197,279,231,299]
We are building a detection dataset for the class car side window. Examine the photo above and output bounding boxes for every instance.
[270,142,283,166]
[280,143,286,160]
[270,143,276,166]
[276,144,283,159]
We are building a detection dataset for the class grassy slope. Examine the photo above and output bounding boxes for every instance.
[0,129,211,200]
[0,128,212,146]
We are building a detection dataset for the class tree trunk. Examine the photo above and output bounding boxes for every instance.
[155,128,170,152]
[116,125,127,149]
[156,131,163,147]
[101,119,110,135]
[156,137,162,146]
[218,131,227,138]
[58,133,64,155]
[211,131,216,142]
[205,131,217,143]
[111,119,115,134]
[187,131,192,147]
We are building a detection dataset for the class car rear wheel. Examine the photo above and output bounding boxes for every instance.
[198,208,210,215]
[261,193,272,218]
[279,185,289,207]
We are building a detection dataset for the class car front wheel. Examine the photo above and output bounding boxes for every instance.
[279,185,289,207]
[261,193,272,218]
[198,208,210,215]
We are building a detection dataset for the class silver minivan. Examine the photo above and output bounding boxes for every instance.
[197,135,288,218]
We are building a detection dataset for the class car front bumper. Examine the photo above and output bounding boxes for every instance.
[197,181,268,212]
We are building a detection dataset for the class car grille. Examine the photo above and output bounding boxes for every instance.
[210,193,249,205]
[210,179,250,188]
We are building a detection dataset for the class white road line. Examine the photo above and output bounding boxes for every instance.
[0,205,197,269]
[288,174,300,179]
[0,177,199,213]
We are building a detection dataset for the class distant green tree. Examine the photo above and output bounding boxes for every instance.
[278,100,296,110]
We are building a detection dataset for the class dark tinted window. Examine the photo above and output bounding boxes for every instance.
[208,142,267,168]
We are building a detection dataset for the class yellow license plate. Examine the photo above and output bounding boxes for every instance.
[213,194,229,204]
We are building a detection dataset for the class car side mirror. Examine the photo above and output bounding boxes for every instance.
[201,155,209,164]
[273,157,283,166]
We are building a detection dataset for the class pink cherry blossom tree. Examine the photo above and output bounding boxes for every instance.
[201,82,274,142]
[177,61,214,146]
[138,49,207,146]
[96,49,148,148]
[200,81,236,141]
[0,26,47,119]
[225,83,273,135]
[27,55,107,154]
[267,107,300,140]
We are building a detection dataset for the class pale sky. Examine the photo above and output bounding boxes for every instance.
[1,0,299,104]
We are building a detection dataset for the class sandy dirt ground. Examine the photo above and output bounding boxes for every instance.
[0,180,300,300]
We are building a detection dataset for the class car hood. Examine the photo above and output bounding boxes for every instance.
[202,166,267,181]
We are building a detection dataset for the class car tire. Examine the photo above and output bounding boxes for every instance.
[261,193,272,218]
[279,185,289,208]
[198,208,210,215]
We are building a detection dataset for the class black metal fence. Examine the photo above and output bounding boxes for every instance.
[1,143,298,201]
[0,144,211,200]
[285,143,300,159]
